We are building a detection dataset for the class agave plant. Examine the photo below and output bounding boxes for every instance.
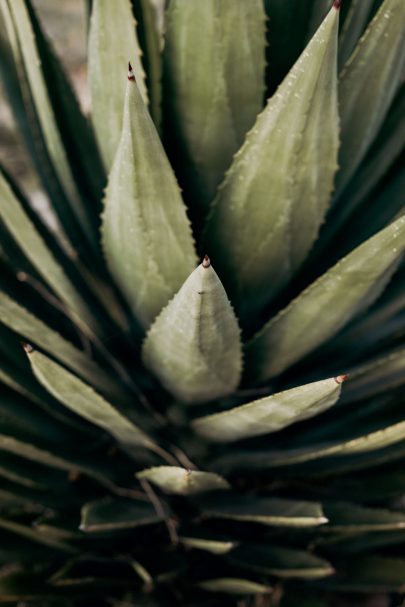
[0,0,404,605]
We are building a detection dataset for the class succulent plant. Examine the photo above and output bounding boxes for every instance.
[0,0,404,605]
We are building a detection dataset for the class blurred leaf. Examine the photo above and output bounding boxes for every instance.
[0,519,77,555]
[336,0,405,192]
[136,466,230,495]
[1,0,100,251]
[338,0,374,66]
[0,170,96,333]
[205,5,339,319]
[164,0,266,213]
[193,377,343,442]
[142,258,242,403]
[322,556,405,592]
[323,501,405,531]
[197,578,271,595]
[201,495,327,527]
[101,73,196,328]
[80,497,165,532]
[230,544,334,579]
[26,348,154,450]
[88,0,147,170]
[246,216,405,382]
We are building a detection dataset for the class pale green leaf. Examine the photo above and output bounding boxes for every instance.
[246,216,405,382]
[201,495,327,527]
[136,466,230,495]
[0,171,95,333]
[102,73,196,328]
[25,348,154,450]
[204,4,339,318]
[80,497,165,532]
[179,536,237,555]
[336,0,405,191]
[88,0,147,169]
[2,0,96,246]
[142,258,242,403]
[230,545,334,579]
[193,376,343,443]
[197,578,271,595]
[164,0,266,211]
[0,291,121,397]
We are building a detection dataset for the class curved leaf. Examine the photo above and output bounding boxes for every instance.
[201,495,327,527]
[230,545,334,579]
[164,0,266,212]
[336,0,405,191]
[338,0,374,67]
[88,0,147,169]
[102,69,196,328]
[193,376,344,443]
[204,4,339,318]
[142,257,242,403]
[25,347,154,450]
[80,497,165,532]
[246,216,405,382]
[136,466,230,495]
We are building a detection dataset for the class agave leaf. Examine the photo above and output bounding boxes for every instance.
[101,70,196,328]
[338,0,374,66]
[230,545,334,579]
[131,0,162,129]
[1,0,99,249]
[193,376,343,443]
[0,519,77,555]
[204,4,339,318]
[246,216,405,382]
[0,171,96,333]
[336,0,405,192]
[136,466,230,495]
[201,495,327,528]
[164,0,266,213]
[217,419,405,472]
[323,501,405,532]
[25,348,155,450]
[179,536,237,555]
[318,529,405,554]
[88,0,147,170]
[0,292,122,397]
[80,497,165,532]
[142,258,242,403]
[197,578,271,595]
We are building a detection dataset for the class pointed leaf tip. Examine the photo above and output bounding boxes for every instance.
[21,342,34,354]
[333,0,341,10]
[335,374,349,384]
[128,61,135,82]
[202,255,211,268]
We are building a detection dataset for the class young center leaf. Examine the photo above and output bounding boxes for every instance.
[142,257,242,403]
[193,376,345,443]
[246,216,405,382]
[88,0,147,169]
[164,0,266,213]
[101,65,197,328]
[204,3,340,319]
